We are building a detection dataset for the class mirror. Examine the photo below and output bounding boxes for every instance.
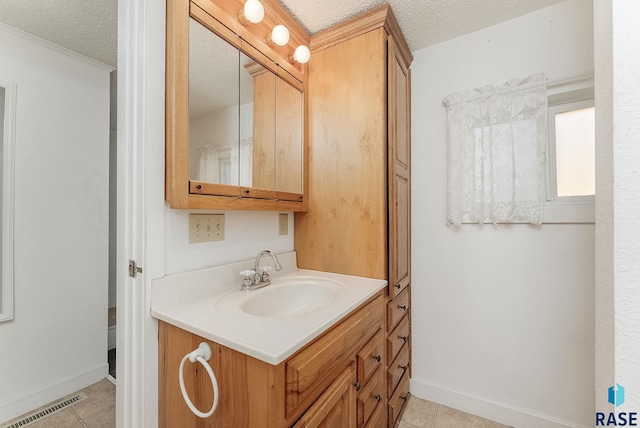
[0,80,15,323]
[188,18,243,185]
[187,17,303,196]
[274,68,303,194]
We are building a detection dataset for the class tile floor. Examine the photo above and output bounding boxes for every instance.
[4,380,511,427]
[2,379,115,428]
[400,396,512,428]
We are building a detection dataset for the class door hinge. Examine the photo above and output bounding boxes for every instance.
[128,260,143,278]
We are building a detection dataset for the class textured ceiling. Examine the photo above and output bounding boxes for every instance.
[281,0,566,52]
[0,0,567,68]
[0,0,117,67]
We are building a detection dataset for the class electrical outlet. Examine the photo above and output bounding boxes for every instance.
[278,213,288,235]
[189,214,225,243]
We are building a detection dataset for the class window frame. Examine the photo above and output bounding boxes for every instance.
[543,76,595,224]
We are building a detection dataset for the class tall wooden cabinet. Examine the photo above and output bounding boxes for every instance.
[295,5,412,427]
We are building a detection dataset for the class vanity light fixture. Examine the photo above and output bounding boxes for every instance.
[269,24,290,46]
[238,0,264,25]
[292,45,311,64]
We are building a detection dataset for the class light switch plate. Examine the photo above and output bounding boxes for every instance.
[189,214,225,243]
[278,213,288,236]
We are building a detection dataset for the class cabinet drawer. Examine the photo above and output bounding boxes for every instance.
[387,287,409,331]
[387,343,410,397]
[388,278,409,300]
[358,329,384,385]
[387,315,409,364]
[387,371,410,428]
[286,294,383,418]
[365,402,385,428]
[357,367,384,426]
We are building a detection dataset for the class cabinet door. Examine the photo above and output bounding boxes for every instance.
[295,28,388,279]
[293,363,357,428]
[388,35,411,299]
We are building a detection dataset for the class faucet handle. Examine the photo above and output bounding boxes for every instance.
[240,270,256,290]
[258,266,272,282]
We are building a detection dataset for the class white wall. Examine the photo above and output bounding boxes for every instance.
[164,208,293,275]
[611,0,640,410]
[593,0,614,413]
[594,0,640,412]
[410,1,594,427]
[0,25,110,422]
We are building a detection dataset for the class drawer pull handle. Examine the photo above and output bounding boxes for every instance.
[395,283,401,289]
[398,305,407,310]
[399,335,407,342]
[196,184,202,190]
[374,394,381,402]
[373,354,381,363]
[353,382,361,391]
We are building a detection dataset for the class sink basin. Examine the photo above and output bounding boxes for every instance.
[217,276,346,318]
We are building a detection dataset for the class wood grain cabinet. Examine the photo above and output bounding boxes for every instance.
[294,5,412,427]
[158,292,384,428]
[293,364,357,428]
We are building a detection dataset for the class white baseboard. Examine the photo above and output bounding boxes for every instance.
[410,378,589,428]
[0,364,108,424]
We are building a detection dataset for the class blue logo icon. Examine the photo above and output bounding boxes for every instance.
[608,384,625,407]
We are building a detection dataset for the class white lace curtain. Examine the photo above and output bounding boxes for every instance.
[443,73,547,225]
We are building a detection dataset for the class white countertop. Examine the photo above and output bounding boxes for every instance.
[151,252,387,365]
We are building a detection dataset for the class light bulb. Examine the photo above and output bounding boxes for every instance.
[293,45,311,64]
[270,25,290,46]
[241,0,264,24]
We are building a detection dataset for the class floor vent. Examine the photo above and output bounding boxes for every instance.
[0,392,87,428]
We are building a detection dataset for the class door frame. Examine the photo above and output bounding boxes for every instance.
[116,0,165,426]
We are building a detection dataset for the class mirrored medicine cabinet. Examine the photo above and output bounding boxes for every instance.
[166,0,308,211]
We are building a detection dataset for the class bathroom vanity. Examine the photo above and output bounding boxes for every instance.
[157,294,385,427]
[152,253,388,427]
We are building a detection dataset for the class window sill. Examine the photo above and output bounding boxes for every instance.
[543,197,594,224]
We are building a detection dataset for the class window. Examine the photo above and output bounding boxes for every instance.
[544,79,595,223]
[444,74,547,225]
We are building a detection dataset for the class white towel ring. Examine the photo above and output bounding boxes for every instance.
[178,342,219,418]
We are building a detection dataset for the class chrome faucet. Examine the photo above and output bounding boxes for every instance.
[240,250,283,291]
